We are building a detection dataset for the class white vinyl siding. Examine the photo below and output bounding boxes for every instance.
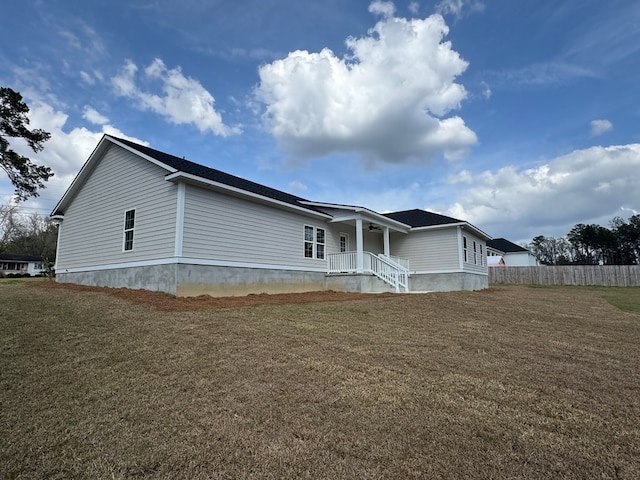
[390,228,459,272]
[56,145,177,269]
[182,185,329,268]
[461,231,487,274]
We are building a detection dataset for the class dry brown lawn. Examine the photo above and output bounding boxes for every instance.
[1,282,639,479]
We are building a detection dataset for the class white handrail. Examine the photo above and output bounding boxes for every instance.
[327,251,409,292]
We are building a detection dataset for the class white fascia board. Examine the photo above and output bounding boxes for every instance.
[302,201,410,232]
[106,136,178,173]
[165,172,332,219]
[50,135,111,216]
[50,135,178,217]
[412,222,491,240]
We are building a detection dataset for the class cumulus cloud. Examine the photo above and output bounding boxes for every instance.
[1,100,147,212]
[590,119,613,136]
[439,144,640,240]
[255,2,477,166]
[82,106,109,125]
[111,58,240,136]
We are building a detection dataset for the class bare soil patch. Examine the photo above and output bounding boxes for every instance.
[34,280,396,311]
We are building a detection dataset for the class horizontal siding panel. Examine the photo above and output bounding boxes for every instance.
[57,145,177,269]
[461,231,487,274]
[182,185,330,268]
[391,229,459,271]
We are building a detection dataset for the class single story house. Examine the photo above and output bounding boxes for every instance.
[51,135,491,296]
[0,254,45,276]
[487,238,539,266]
[487,255,506,267]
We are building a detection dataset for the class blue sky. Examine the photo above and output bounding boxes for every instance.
[1,0,639,244]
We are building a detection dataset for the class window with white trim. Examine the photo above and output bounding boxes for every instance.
[304,225,325,259]
[463,236,468,262]
[123,209,135,251]
[316,228,325,260]
[473,241,478,265]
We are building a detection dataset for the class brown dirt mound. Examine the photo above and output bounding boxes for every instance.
[33,281,395,311]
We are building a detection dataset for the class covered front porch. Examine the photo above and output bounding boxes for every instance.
[301,201,412,292]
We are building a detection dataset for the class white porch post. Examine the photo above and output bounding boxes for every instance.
[383,227,390,256]
[356,217,364,273]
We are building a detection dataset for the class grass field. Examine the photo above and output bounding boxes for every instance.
[1,283,639,479]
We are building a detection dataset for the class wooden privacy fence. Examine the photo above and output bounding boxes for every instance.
[490,265,640,287]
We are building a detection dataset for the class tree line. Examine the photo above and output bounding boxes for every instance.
[527,215,640,265]
[0,204,58,260]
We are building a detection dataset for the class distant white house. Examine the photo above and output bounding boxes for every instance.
[487,255,506,267]
[487,238,539,266]
[51,135,492,296]
[0,254,45,276]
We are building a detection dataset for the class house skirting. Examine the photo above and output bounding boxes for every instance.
[57,263,326,297]
[409,272,488,292]
[56,263,487,296]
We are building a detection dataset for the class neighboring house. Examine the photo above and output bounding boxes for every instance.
[0,254,45,276]
[487,255,506,267]
[487,238,539,266]
[51,135,491,296]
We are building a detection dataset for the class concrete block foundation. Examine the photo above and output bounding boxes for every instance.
[57,263,488,296]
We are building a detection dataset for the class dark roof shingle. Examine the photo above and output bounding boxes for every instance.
[382,209,463,228]
[487,238,528,253]
[112,136,323,213]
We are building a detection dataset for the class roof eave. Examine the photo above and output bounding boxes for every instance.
[301,201,411,232]
[412,222,492,240]
[50,134,177,217]
[165,172,332,219]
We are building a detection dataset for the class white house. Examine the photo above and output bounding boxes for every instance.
[486,238,539,266]
[51,135,491,296]
[0,254,45,276]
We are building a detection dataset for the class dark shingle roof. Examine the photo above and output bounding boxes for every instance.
[0,254,45,262]
[112,136,324,213]
[382,209,463,228]
[487,238,528,253]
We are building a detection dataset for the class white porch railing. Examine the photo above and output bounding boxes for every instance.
[327,251,410,293]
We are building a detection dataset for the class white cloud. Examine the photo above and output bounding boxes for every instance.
[1,100,147,212]
[111,58,240,137]
[79,71,95,85]
[369,1,396,17]
[82,106,109,125]
[438,144,640,240]
[488,62,597,88]
[408,2,420,15]
[590,119,613,136]
[289,180,307,193]
[436,0,485,20]
[256,3,476,166]
[480,82,492,99]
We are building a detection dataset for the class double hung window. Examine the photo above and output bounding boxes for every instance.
[304,225,325,259]
[123,209,135,251]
